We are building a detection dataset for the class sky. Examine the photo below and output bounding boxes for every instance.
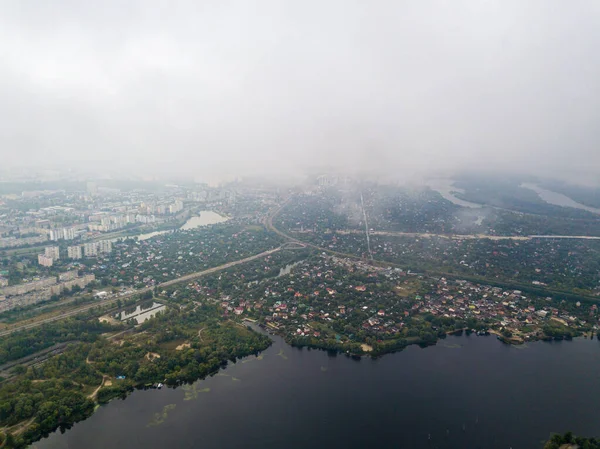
[1,0,599,183]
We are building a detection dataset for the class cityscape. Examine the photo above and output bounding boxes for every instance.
[0,172,599,448]
[2,1,600,448]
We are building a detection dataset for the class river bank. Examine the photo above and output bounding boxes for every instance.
[32,332,600,449]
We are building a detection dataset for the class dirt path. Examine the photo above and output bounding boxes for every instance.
[3,417,36,437]
[88,375,110,400]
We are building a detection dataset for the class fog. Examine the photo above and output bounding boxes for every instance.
[1,1,599,183]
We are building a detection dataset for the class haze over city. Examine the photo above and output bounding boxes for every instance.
[1,0,599,183]
[3,3,600,449]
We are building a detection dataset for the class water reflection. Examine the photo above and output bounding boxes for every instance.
[277,261,302,277]
[180,211,228,230]
[135,211,229,241]
[119,302,166,324]
[33,334,600,449]
[137,231,169,241]
[521,183,600,215]
[427,179,482,208]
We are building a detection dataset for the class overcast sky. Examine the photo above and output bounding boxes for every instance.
[1,1,599,182]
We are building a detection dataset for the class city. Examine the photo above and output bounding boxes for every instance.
[2,1,600,447]
[1,173,600,448]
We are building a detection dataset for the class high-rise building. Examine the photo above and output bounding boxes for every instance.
[38,254,54,267]
[49,229,62,241]
[67,245,83,260]
[63,227,76,240]
[169,200,184,214]
[49,228,76,241]
[83,242,98,257]
[98,240,112,254]
[45,246,60,260]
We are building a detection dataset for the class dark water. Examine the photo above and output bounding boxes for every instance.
[33,334,600,449]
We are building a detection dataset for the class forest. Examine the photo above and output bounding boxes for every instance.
[0,318,118,365]
[0,304,271,448]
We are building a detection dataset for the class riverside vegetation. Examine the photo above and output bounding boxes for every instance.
[0,300,270,448]
[2,184,600,448]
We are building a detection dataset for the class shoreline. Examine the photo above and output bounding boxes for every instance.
[247,319,594,359]
[19,323,600,448]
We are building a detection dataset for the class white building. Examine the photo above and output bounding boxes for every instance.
[98,240,112,254]
[67,245,83,260]
[83,242,98,257]
[63,227,76,240]
[49,227,76,241]
[38,254,54,267]
[169,200,184,214]
[82,240,112,257]
[136,214,156,224]
[49,229,62,241]
[45,246,60,260]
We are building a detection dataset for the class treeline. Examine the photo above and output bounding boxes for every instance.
[542,322,580,340]
[0,318,119,365]
[545,432,600,449]
[0,304,271,448]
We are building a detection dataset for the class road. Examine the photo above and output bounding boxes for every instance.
[266,197,600,243]
[313,228,600,241]
[265,195,600,305]
[0,246,281,337]
[7,199,594,338]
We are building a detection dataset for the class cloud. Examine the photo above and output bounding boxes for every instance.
[1,0,599,182]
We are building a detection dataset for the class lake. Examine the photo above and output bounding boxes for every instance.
[118,302,166,324]
[136,231,169,241]
[180,211,229,230]
[136,211,229,240]
[32,333,600,449]
[277,261,303,277]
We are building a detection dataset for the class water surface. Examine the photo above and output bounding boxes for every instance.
[521,183,600,215]
[277,261,303,277]
[135,211,229,240]
[33,333,600,449]
[118,302,166,324]
[180,211,228,230]
[427,180,482,208]
[136,231,169,241]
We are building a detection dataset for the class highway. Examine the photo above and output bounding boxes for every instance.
[265,195,600,306]
[3,199,599,344]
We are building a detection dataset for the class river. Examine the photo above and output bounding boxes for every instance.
[427,180,482,209]
[32,333,600,449]
[521,183,600,215]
